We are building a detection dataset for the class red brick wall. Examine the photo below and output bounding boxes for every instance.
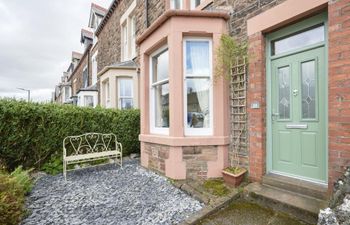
[328,0,350,188]
[247,32,266,182]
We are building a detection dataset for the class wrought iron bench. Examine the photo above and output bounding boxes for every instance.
[63,133,122,180]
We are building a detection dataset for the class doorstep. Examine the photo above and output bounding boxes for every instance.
[244,182,328,224]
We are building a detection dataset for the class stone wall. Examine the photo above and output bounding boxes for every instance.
[183,146,218,180]
[97,0,134,72]
[142,143,219,180]
[211,0,287,41]
[143,143,170,175]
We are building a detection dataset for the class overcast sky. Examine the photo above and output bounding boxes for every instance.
[0,0,111,102]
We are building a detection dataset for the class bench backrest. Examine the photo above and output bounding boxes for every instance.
[63,133,119,157]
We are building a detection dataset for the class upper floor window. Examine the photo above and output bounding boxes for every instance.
[82,66,88,88]
[184,38,212,135]
[64,86,71,101]
[92,51,98,85]
[120,0,137,61]
[190,0,202,9]
[170,0,182,9]
[118,78,133,109]
[150,46,169,134]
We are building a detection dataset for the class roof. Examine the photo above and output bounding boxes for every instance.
[91,3,108,16]
[97,60,137,77]
[72,51,82,60]
[77,84,98,93]
[95,0,121,36]
[80,29,93,43]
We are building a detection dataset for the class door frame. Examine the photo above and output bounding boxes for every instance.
[265,12,328,184]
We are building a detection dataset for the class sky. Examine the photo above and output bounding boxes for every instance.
[0,0,111,102]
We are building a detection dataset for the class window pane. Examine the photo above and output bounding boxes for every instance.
[301,60,316,119]
[119,79,133,97]
[186,41,210,75]
[84,96,94,107]
[171,0,182,9]
[191,0,202,9]
[272,25,324,55]
[152,49,168,82]
[120,98,133,109]
[83,68,88,88]
[154,83,169,128]
[278,66,290,119]
[186,78,210,128]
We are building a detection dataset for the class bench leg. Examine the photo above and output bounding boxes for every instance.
[63,160,67,181]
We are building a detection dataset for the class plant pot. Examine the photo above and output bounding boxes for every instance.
[222,168,247,187]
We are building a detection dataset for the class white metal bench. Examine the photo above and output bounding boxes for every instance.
[63,133,122,180]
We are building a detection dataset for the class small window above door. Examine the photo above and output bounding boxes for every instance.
[272,25,325,56]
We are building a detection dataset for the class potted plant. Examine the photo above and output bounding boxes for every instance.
[215,34,248,187]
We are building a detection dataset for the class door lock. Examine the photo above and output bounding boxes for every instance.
[293,89,298,96]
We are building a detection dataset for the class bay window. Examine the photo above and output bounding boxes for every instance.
[104,80,110,108]
[184,38,212,135]
[84,95,94,107]
[150,47,169,134]
[118,78,133,109]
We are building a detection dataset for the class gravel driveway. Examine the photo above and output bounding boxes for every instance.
[22,160,202,225]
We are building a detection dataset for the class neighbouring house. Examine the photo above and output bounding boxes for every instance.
[95,0,140,109]
[135,0,350,201]
[54,52,82,104]
[54,3,107,108]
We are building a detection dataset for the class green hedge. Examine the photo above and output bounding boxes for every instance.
[0,99,140,171]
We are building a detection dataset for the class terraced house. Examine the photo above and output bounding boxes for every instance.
[54,0,349,215]
[54,3,108,107]
[132,0,349,213]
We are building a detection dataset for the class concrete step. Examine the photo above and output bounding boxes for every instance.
[244,182,328,224]
[262,173,329,200]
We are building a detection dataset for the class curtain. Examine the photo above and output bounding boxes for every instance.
[187,41,210,128]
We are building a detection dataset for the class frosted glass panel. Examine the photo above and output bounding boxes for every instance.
[278,66,290,119]
[301,60,316,119]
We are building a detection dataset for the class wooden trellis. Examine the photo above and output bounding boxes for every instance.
[230,57,248,168]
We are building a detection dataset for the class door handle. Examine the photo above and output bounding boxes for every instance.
[272,112,279,121]
[293,89,298,96]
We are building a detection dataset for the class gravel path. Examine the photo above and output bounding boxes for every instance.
[22,160,203,225]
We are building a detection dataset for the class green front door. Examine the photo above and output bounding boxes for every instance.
[268,13,328,183]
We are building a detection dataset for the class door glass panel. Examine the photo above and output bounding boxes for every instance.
[278,66,290,119]
[301,60,316,119]
[272,25,324,55]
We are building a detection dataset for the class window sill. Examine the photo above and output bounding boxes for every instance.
[139,134,229,146]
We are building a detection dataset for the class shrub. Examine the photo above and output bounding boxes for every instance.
[0,99,140,171]
[0,166,32,225]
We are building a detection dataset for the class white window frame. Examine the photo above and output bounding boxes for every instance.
[82,66,88,88]
[64,86,71,102]
[120,0,137,62]
[92,51,98,85]
[104,80,110,108]
[130,15,136,58]
[170,0,183,9]
[183,37,213,136]
[118,78,134,109]
[149,45,169,135]
[122,22,128,61]
[84,95,94,107]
